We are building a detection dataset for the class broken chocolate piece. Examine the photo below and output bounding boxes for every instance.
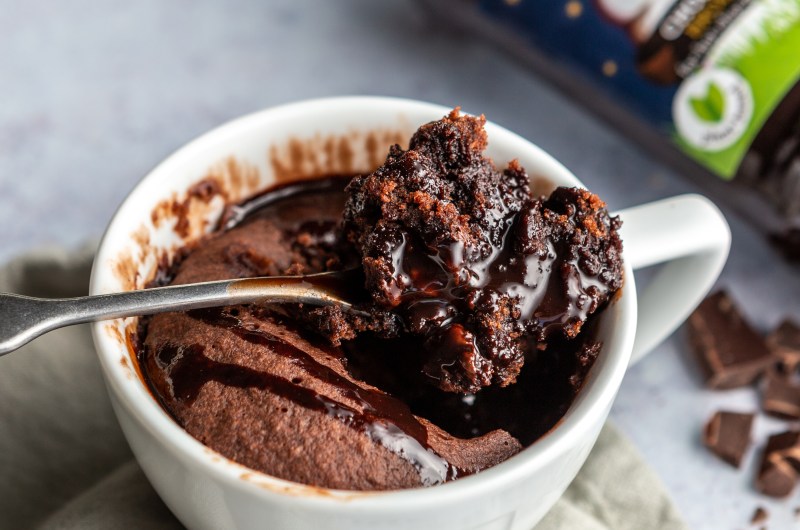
[764,431,800,472]
[756,431,800,498]
[762,371,800,420]
[768,320,800,373]
[756,459,796,498]
[751,506,768,525]
[703,410,754,468]
[687,291,774,389]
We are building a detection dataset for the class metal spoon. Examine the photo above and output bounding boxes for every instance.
[0,269,364,356]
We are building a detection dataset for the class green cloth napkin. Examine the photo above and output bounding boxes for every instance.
[0,247,687,530]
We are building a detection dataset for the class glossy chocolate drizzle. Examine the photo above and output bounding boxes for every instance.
[157,307,461,485]
[391,212,597,340]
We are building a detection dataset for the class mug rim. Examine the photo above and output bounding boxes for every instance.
[90,96,636,510]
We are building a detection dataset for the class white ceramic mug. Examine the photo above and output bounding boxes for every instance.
[90,97,730,530]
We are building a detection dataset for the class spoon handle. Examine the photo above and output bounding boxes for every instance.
[0,273,355,356]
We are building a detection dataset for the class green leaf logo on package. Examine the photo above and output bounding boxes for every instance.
[689,82,725,123]
[674,68,754,156]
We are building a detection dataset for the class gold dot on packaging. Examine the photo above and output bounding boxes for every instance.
[565,1,583,18]
[602,60,618,77]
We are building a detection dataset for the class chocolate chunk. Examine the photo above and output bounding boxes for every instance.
[687,291,774,389]
[757,459,797,498]
[756,431,800,497]
[765,431,800,472]
[703,410,754,468]
[768,320,800,373]
[762,371,800,420]
[751,506,768,525]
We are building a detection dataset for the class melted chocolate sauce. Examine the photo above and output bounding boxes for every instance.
[388,208,599,343]
[344,324,600,446]
[219,178,349,230]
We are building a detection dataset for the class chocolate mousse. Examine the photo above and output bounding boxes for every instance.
[140,110,623,490]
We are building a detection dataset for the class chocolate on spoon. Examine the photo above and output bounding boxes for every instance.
[0,268,367,356]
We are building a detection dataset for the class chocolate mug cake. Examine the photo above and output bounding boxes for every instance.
[139,110,623,490]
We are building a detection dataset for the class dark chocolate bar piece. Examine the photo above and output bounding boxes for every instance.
[762,371,800,420]
[756,459,796,498]
[756,431,800,498]
[766,431,800,472]
[703,411,754,468]
[768,320,800,372]
[687,291,774,389]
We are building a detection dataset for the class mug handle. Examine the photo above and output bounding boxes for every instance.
[614,194,731,365]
